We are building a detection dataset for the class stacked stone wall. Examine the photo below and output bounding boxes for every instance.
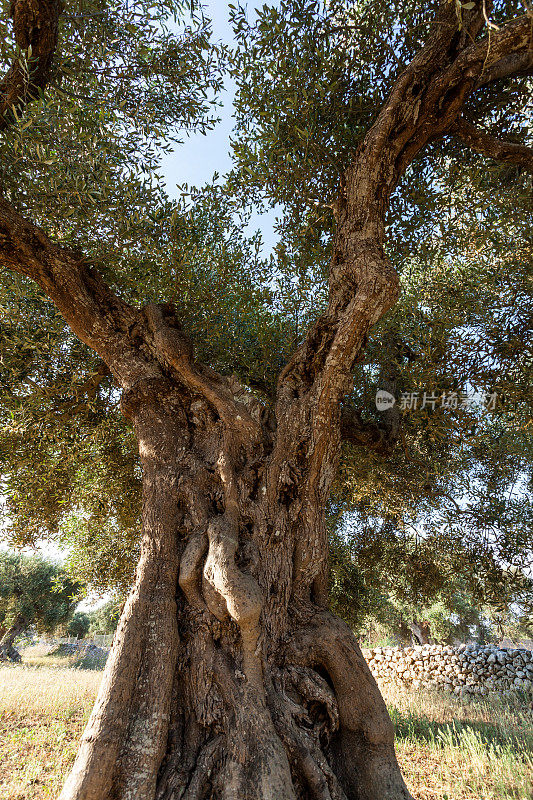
[362,644,533,696]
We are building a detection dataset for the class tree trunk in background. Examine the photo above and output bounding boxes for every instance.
[0,617,26,662]
[410,621,432,646]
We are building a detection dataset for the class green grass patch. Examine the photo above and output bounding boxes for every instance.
[0,666,531,800]
[382,682,533,799]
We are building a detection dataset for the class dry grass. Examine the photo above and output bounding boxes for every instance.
[381,681,533,800]
[0,666,101,800]
[0,665,531,799]
[21,643,108,670]
[20,643,75,669]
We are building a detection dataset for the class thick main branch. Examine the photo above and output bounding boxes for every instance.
[0,195,160,388]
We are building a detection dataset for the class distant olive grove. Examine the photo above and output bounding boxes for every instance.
[0,551,80,660]
[0,551,124,660]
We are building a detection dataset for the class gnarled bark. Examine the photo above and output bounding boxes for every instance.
[54,326,414,800]
[0,2,531,799]
[0,0,61,131]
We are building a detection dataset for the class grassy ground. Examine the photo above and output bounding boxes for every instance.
[382,681,533,800]
[22,643,108,670]
[0,664,531,800]
[0,666,100,800]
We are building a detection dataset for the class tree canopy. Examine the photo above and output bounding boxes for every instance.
[67,610,91,638]
[88,597,122,635]
[0,0,531,617]
[0,550,80,658]
[1,2,532,798]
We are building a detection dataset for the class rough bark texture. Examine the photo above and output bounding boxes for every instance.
[409,621,432,647]
[0,0,61,131]
[1,2,532,799]
[451,117,533,173]
[58,357,412,800]
[0,616,26,661]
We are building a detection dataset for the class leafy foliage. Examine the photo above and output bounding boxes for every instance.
[0,551,80,635]
[66,611,90,639]
[0,0,531,622]
[87,598,121,635]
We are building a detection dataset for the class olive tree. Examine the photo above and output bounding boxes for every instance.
[0,1,531,799]
[0,551,79,660]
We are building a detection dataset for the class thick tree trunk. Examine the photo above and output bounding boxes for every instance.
[0,617,26,662]
[59,356,413,800]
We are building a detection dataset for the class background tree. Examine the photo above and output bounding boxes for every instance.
[88,598,122,636]
[328,514,533,646]
[0,1,532,799]
[495,602,533,643]
[0,551,80,660]
[66,610,91,639]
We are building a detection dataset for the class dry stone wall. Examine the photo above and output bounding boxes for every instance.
[362,644,533,696]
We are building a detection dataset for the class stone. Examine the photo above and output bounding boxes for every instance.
[363,644,533,696]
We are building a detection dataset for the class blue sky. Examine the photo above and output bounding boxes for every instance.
[160,1,279,252]
[160,2,234,189]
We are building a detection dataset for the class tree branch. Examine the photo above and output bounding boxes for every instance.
[272,2,532,543]
[384,12,533,186]
[143,303,263,441]
[0,3,161,391]
[0,195,158,389]
[340,330,402,455]
[277,3,527,403]
[0,4,226,403]
[340,406,396,455]
[475,48,533,87]
[0,0,61,131]
[450,117,533,172]
[362,0,489,161]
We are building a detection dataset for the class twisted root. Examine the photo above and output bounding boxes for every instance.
[285,611,415,800]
